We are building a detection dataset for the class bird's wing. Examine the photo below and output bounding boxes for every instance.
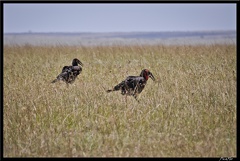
[125,76,144,88]
[61,66,71,73]
[52,71,69,83]
[57,71,69,80]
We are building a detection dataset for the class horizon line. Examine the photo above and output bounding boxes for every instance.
[4,30,236,34]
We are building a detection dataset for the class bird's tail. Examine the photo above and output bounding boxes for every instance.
[106,89,113,93]
[106,81,124,93]
[51,79,58,83]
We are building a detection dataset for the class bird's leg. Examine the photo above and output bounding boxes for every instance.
[51,79,58,83]
[125,95,128,107]
[134,95,140,103]
[66,83,69,88]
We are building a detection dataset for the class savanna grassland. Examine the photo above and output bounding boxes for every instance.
[3,44,236,157]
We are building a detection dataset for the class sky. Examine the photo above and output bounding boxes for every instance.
[3,3,236,33]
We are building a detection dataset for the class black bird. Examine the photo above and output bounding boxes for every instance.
[106,69,155,101]
[51,58,83,84]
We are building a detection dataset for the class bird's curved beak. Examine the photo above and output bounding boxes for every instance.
[78,60,83,67]
[149,72,155,81]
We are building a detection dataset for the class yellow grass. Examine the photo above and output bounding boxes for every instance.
[3,44,236,157]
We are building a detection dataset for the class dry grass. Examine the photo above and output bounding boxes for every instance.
[3,44,236,157]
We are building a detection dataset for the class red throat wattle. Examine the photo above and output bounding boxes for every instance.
[144,70,149,80]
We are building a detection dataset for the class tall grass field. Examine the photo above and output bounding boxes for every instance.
[3,44,236,157]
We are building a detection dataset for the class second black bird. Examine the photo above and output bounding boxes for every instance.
[51,58,83,84]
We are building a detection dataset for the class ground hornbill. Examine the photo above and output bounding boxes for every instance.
[51,58,83,84]
[106,69,155,102]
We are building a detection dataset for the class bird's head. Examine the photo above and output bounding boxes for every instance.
[140,69,155,81]
[72,58,83,67]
